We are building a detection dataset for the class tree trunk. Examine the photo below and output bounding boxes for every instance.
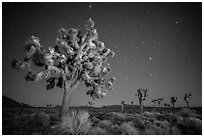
[121,104,124,113]
[60,81,73,117]
[187,102,189,108]
[139,99,143,113]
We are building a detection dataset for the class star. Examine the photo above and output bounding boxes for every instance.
[149,57,152,60]
[89,5,92,8]
[150,73,153,77]
[176,21,179,24]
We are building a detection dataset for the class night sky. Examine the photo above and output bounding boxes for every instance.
[2,2,202,107]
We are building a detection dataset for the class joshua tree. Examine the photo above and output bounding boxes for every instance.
[170,97,178,107]
[136,88,148,112]
[184,93,192,108]
[157,98,163,108]
[12,18,116,117]
[121,100,125,113]
[164,103,167,108]
[131,101,134,109]
[88,101,94,107]
[151,99,157,111]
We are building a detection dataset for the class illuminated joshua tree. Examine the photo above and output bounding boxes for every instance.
[157,98,163,108]
[151,99,157,111]
[121,100,125,113]
[88,101,94,107]
[184,93,192,108]
[136,88,148,112]
[12,18,116,117]
[170,97,178,107]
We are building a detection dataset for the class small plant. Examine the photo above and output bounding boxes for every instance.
[183,93,192,108]
[170,97,178,108]
[136,88,148,112]
[57,110,92,135]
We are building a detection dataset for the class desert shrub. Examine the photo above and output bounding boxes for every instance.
[56,110,92,135]
[165,113,179,123]
[143,111,155,117]
[49,114,60,125]
[177,117,202,134]
[91,117,101,126]
[147,117,157,123]
[110,124,122,134]
[144,123,163,135]
[120,122,139,135]
[27,112,50,127]
[132,117,146,130]
[87,126,107,135]
[98,120,112,129]
[178,108,193,117]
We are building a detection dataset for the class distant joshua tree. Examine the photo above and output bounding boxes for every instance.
[151,99,157,111]
[170,97,178,107]
[88,101,94,107]
[131,101,134,109]
[184,93,192,108]
[157,98,163,107]
[164,103,168,108]
[121,100,125,113]
[136,88,148,112]
[12,18,116,117]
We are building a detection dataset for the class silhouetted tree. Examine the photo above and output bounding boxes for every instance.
[151,99,157,111]
[131,101,134,109]
[157,98,163,107]
[164,103,167,108]
[170,97,178,107]
[88,101,94,107]
[12,18,116,117]
[184,93,192,108]
[121,100,125,113]
[136,88,148,112]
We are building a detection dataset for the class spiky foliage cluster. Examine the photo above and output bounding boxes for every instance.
[164,103,171,108]
[151,99,157,104]
[157,98,163,106]
[12,18,116,99]
[88,101,94,107]
[183,93,192,108]
[58,110,92,135]
[121,100,125,105]
[170,97,178,107]
[136,88,148,101]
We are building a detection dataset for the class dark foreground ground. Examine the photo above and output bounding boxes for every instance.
[2,105,202,135]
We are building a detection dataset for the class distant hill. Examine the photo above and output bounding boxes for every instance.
[2,95,34,108]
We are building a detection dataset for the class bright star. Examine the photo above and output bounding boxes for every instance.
[89,5,92,8]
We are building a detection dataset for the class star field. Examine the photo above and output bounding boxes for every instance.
[2,2,202,107]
